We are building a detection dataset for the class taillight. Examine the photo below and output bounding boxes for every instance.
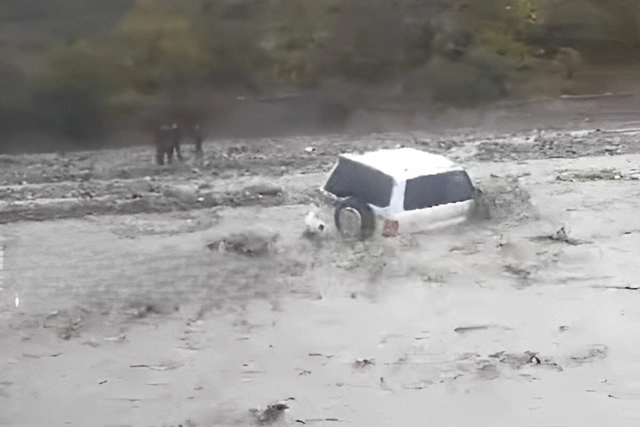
[382,219,399,237]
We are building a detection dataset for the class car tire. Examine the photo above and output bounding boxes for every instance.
[334,197,375,240]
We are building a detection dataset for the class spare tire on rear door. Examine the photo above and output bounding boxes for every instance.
[334,197,376,240]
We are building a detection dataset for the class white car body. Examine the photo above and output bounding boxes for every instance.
[321,147,476,236]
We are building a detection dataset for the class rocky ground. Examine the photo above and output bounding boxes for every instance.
[1,95,640,426]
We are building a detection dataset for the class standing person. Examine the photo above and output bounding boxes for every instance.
[193,124,204,160]
[554,47,582,80]
[171,123,183,163]
[154,124,172,166]
[154,123,183,165]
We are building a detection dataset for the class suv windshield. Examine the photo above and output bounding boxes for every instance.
[323,157,394,207]
[403,170,475,211]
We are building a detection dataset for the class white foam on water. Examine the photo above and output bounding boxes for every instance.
[568,130,594,137]
[606,127,640,136]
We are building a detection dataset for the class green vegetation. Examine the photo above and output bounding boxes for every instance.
[37,0,547,103]
[1,0,640,149]
[114,0,213,93]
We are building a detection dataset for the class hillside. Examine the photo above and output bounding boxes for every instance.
[1,0,640,153]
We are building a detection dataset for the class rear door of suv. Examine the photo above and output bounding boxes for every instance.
[391,170,475,233]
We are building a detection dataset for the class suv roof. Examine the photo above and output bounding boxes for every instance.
[340,147,462,181]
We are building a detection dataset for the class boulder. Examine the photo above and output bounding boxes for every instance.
[161,185,198,204]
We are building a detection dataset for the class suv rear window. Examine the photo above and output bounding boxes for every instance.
[323,157,394,207]
[403,170,475,211]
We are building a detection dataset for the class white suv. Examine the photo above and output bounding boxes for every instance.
[319,147,477,240]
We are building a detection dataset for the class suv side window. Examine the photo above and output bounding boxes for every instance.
[403,170,474,211]
[323,158,394,207]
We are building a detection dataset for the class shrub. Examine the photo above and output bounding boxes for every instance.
[426,49,514,106]
[113,0,213,94]
[32,40,122,141]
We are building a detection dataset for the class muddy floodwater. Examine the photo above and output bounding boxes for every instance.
[2,98,640,426]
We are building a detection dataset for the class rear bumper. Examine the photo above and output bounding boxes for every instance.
[378,199,475,237]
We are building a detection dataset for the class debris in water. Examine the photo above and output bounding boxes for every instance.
[303,210,326,238]
[250,400,292,424]
[489,351,562,371]
[308,353,334,358]
[353,358,375,368]
[531,226,585,245]
[503,264,534,281]
[243,182,283,197]
[476,363,500,380]
[595,284,640,291]
[556,168,626,182]
[23,352,63,359]
[569,344,609,365]
[129,363,181,371]
[83,338,100,348]
[207,230,278,257]
[454,325,514,334]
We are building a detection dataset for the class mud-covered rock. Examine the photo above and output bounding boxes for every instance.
[208,230,279,257]
[161,185,199,204]
[199,191,221,207]
[556,168,626,182]
[243,182,283,197]
[489,350,562,371]
[471,177,536,223]
[568,344,609,365]
[249,402,290,424]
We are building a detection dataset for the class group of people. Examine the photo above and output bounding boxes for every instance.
[153,123,204,165]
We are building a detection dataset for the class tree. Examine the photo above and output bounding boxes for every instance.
[0,61,32,144]
[33,39,125,141]
[459,0,540,59]
[540,0,640,49]
[112,0,213,94]
[190,0,272,91]
[264,0,337,86]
